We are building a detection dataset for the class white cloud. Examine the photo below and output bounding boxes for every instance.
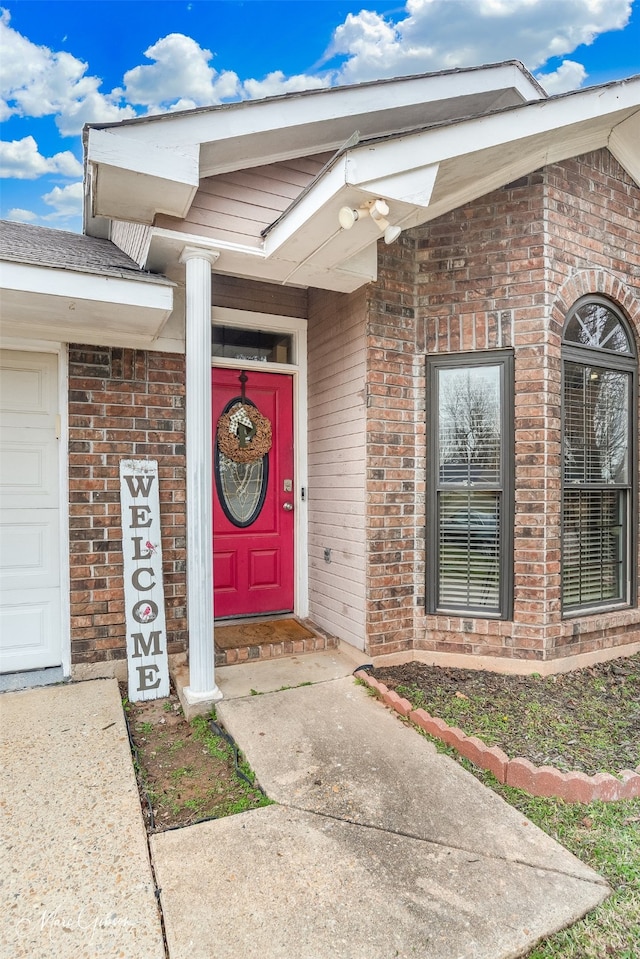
[0,8,136,136]
[536,58,588,94]
[42,180,83,219]
[55,87,136,137]
[7,207,38,222]
[0,136,83,179]
[0,0,634,234]
[327,0,632,87]
[123,33,240,110]
[242,70,329,100]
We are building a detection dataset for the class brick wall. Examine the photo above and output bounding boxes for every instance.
[68,346,187,666]
[365,231,419,657]
[364,151,640,664]
[544,150,640,660]
[414,172,551,661]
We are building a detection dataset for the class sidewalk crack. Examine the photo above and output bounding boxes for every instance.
[280,801,610,888]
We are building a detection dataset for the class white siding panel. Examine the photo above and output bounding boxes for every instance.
[308,559,365,588]
[110,221,152,267]
[307,288,368,650]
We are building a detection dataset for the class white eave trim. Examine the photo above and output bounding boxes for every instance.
[87,128,200,221]
[89,62,544,153]
[87,129,199,186]
[609,111,640,185]
[346,82,640,186]
[0,260,174,312]
[265,78,640,253]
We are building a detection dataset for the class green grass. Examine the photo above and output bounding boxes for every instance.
[191,714,272,813]
[192,715,230,762]
[250,681,314,696]
[127,702,272,829]
[170,765,194,783]
[496,783,640,958]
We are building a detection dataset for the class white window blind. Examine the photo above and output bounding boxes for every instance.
[562,297,634,614]
[429,359,510,616]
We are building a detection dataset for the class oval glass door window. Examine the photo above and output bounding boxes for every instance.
[215,398,269,527]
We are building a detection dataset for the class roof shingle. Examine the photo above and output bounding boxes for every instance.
[0,220,171,285]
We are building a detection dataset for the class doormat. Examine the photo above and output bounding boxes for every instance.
[214,619,315,650]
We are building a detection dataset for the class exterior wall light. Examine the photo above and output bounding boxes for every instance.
[338,206,360,230]
[337,198,402,245]
[383,225,402,244]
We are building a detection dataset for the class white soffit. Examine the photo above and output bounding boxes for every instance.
[85,62,542,199]
[0,261,174,345]
[609,111,640,185]
[267,78,640,262]
[88,129,200,223]
[144,227,378,294]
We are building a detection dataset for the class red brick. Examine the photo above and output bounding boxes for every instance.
[506,758,538,793]
[68,345,186,666]
[382,689,413,716]
[456,736,509,783]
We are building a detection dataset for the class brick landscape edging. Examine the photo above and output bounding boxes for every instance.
[355,671,640,803]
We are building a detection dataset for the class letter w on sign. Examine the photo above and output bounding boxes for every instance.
[120,459,169,701]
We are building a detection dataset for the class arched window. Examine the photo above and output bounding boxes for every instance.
[562,297,636,613]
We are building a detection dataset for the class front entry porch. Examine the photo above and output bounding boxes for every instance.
[212,616,338,667]
[172,616,341,718]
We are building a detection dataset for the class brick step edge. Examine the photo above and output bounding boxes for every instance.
[355,670,640,803]
[215,630,339,667]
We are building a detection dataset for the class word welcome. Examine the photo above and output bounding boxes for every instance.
[120,459,169,701]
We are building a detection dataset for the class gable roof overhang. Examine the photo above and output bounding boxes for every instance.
[260,77,640,282]
[0,223,174,347]
[85,69,640,294]
[85,62,544,227]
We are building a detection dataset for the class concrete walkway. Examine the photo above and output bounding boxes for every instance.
[0,679,164,959]
[1,652,610,959]
[153,658,609,959]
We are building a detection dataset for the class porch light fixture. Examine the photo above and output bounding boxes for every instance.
[383,224,402,244]
[338,206,361,230]
[338,198,402,245]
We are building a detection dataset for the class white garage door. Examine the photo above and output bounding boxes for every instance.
[0,350,62,673]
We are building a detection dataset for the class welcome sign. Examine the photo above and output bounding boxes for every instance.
[119,459,170,701]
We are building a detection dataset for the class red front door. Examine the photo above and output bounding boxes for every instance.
[212,368,294,618]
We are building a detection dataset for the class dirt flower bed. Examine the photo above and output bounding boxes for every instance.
[374,653,640,776]
[122,686,270,832]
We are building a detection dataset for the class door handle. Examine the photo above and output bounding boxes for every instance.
[283,502,294,511]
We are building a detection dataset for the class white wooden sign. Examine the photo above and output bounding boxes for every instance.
[120,459,170,701]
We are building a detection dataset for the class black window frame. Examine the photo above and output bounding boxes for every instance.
[561,295,637,616]
[427,350,514,619]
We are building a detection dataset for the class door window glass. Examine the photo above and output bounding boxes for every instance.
[215,397,269,527]
[212,326,293,364]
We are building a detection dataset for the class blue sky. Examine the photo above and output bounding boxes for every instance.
[2,0,639,232]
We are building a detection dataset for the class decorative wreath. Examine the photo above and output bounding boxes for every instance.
[217,402,272,464]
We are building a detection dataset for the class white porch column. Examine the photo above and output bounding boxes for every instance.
[180,246,222,705]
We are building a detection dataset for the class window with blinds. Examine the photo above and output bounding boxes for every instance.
[562,297,636,614]
[427,353,513,618]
